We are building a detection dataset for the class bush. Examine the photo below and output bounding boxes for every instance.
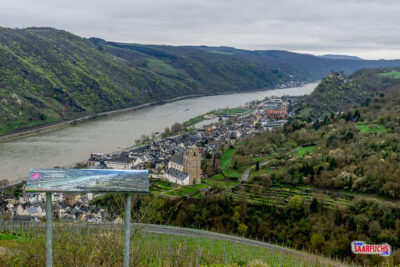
[310,233,325,251]
[237,223,248,235]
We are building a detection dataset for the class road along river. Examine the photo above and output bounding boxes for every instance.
[0,83,318,182]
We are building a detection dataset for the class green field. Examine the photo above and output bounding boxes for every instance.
[0,225,338,267]
[220,148,242,178]
[211,173,225,180]
[378,71,400,79]
[0,233,18,240]
[146,58,181,76]
[183,115,205,127]
[356,123,386,133]
[207,179,237,189]
[215,108,248,116]
[165,183,208,197]
[150,180,174,194]
[296,145,315,157]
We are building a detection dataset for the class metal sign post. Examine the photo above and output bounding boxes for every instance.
[45,192,53,267]
[123,193,132,267]
[25,169,149,267]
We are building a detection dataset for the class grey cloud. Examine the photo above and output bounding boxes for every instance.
[0,0,399,59]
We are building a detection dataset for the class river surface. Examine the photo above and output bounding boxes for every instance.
[0,83,318,182]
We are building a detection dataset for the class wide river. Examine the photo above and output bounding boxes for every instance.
[0,82,318,182]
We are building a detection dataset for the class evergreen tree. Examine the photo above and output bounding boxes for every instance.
[353,110,361,121]
[329,158,337,170]
[310,198,319,213]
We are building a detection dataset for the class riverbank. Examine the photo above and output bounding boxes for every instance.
[0,81,311,143]
[0,94,203,143]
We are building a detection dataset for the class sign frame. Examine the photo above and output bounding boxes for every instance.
[26,168,149,267]
[26,168,149,193]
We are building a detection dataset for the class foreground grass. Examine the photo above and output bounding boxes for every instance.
[0,225,340,267]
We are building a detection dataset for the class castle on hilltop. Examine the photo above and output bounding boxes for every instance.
[328,70,346,81]
[164,146,201,185]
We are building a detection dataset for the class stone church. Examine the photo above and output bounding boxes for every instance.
[164,146,201,185]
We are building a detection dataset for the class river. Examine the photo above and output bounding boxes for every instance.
[0,82,318,182]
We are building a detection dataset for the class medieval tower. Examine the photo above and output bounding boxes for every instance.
[184,146,202,184]
[213,151,221,169]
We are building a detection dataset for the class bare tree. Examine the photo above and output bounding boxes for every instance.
[0,179,9,187]
[171,122,183,134]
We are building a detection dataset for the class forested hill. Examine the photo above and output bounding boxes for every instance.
[181,69,400,266]
[297,68,400,120]
[1,27,400,135]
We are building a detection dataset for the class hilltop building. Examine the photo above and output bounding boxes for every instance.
[328,70,347,82]
[164,146,201,185]
[329,70,336,79]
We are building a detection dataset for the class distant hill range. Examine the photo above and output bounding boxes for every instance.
[319,54,362,60]
[1,27,400,135]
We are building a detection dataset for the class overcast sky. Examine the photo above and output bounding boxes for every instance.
[1,0,399,59]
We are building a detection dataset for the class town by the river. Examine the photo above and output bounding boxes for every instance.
[0,83,317,183]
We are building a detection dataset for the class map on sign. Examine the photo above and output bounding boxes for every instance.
[25,169,149,193]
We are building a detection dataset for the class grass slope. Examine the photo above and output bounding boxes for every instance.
[221,148,242,178]
[0,225,342,267]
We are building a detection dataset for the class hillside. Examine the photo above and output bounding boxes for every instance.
[297,68,400,119]
[1,27,400,135]
[87,70,400,266]
[182,69,400,265]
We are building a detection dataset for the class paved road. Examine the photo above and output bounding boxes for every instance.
[242,168,251,182]
[242,160,270,182]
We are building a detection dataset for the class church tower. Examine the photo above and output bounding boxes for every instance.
[184,146,202,184]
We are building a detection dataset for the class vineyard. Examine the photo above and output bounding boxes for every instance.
[0,222,346,267]
[231,184,352,209]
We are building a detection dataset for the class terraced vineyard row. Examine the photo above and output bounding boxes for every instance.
[231,184,352,208]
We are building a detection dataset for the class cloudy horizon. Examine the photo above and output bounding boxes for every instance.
[1,0,400,60]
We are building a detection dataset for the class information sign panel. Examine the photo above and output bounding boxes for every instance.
[26,169,148,193]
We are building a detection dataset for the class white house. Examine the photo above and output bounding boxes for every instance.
[164,168,189,186]
[105,160,133,169]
